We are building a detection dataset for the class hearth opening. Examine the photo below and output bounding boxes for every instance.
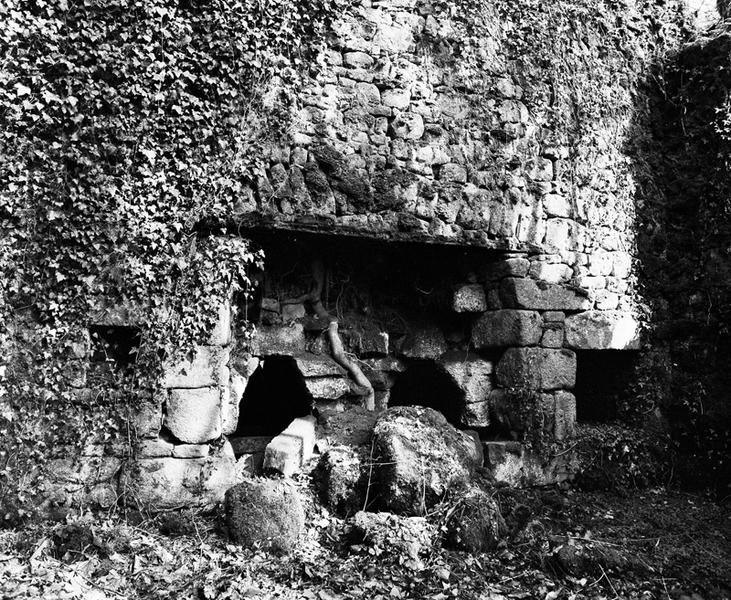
[235,356,313,437]
[574,350,637,422]
[388,359,465,426]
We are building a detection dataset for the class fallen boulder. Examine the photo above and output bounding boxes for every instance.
[224,478,304,553]
[314,445,369,517]
[372,406,483,515]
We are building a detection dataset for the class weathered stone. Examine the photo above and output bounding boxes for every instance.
[382,88,411,109]
[137,437,174,458]
[452,284,487,312]
[472,309,542,348]
[130,396,163,438]
[483,441,578,487]
[439,351,493,404]
[294,354,346,377]
[229,436,273,456]
[400,325,447,359]
[444,486,505,552]
[500,278,591,311]
[263,415,317,477]
[314,445,368,516]
[391,113,424,139]
[121,452,239,509]
[162,346,230,389]
[253,324,306,355]
[345,326,390,355]
[564,311,641,350]
[461,400,490,428]
[483,257,530,280]
[172,444,210,458]
[528,261,573,284]
[225,478,305,553]
[208,300,232,345]
[440,163,467,183]
[165,388,222,444]
[496,347,576,390]
[543,194,571,218]
[351,511,436,570]
[541,325,565,348]
[343,51,374,69]
[317,406,379,447]
[553,391,576,441]
[372,406,483,515]
[305,376,350,399]
[222,368,247,435]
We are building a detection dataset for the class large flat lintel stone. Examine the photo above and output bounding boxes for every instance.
[252,324,306,356]
[564,310,641,350]
[472,309,542,348]
[294,354,347,377]
[305,376,350,399]
[496,347,576,390]
[500,278,591,311]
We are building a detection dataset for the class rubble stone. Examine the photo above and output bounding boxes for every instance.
[472,309,542,348]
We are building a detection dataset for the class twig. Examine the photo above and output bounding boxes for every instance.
[363,439,376,511]
[599,565,619,599]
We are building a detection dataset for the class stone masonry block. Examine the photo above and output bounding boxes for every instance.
[252,324,306,356]
[263,416,317,477]
[305,376,350,400]
[564,311,641,350]
[496,347,576,390]
[452,284,487,312]
[439,351,493,405]
[472,309,542,348]
[162,346,230,389]
[165,388,222,444]
[500,278,591,311]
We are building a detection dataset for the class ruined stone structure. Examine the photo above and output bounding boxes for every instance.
[43,0,725,509]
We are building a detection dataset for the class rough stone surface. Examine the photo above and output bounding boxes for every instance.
[496,347,577,390]
[44,457,121,508]
[162,346,230,389]
[121,451,239,509]
[294,354,346,377]
[438,351,493,405]
[489,389,576,442]
[314,445,368,516]
[304,376,350,399]
[165,388,222,444]
[372,406,483,515]
[444,487,505,552]
[172,444,210,458]
[225,478,305,553]
[317,407,379,447]
[208,300,232,345]
[472,309,542,348]
[500,278,591,311]
[452,284,488,312]
[565,310,641,350]
[263,415,317,477]
[253,324,306,355]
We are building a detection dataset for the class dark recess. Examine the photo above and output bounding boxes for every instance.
[235,356,313,437]
[574,350,637,422]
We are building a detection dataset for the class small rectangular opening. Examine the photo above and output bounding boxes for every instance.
[575,350,637,422]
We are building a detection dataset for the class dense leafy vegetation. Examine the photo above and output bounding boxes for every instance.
[0,0,350,521]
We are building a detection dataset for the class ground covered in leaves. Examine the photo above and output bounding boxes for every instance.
[0,484,728,600]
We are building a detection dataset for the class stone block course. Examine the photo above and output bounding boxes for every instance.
[496,347,576,390]
[500,277,591,311]
[452,283,487,312]
[162,346,230,389]
[165,387,222,444]
[564,310,641,350]
[472,309,543,348]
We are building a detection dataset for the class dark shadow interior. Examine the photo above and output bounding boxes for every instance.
[235,356,313,436]
[89,325,140,368]
[575,350,637,422]
[388,359,465,426]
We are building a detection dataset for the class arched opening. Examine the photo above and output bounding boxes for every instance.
[388,359,465,426]
[235,356,313,437]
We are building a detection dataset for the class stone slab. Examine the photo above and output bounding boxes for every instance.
[165,387,222,444]
[252,323,306,356]
[496,347,576,390]
[305,376,350,399]
[500,278,591,311]
[162,346,230,389]
[452,284,488,312]
[472,309,542,348]
[263,415,317,477]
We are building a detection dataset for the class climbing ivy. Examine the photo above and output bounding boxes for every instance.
[0,0,351,522]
